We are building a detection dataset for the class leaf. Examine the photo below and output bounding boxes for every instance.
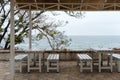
[37,33,43,39]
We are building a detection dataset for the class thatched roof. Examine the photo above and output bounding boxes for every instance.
[15,0,120,11]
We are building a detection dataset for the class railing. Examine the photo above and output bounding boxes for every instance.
[0,49,120,61]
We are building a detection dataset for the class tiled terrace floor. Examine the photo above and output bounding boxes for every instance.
[0,61,120,80]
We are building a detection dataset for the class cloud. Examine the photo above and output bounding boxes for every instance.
[58,11,120,36]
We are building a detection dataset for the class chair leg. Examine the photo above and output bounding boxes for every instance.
[39,54,41,72]
[91,60,93,72]
[20,61,22,72]
[110,54,113,72]
[80,60,83,72]
[77,59,79,66]
[27,54,30,72]
[57,61,59,72]
[47,60,49,72]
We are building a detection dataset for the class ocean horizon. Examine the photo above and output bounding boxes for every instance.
[14,35,120,50]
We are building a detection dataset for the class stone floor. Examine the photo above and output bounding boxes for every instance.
[0,61,120,80]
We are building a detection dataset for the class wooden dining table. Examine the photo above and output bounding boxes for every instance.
[0,49,45,72]
[91,49,113,72]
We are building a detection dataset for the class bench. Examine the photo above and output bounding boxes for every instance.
[15,54,28,72]
[47,54,59,72]
[112,54,120,72]
[76,54,93,72]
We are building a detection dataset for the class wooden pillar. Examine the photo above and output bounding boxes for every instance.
[29,10,32,50]
[10,0,15,79]
[28,8,32,72]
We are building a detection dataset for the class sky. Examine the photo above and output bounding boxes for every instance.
[51,11,120,36]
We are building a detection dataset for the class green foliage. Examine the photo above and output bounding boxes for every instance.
[24,31,29,37]
[35,21,71,50]
[1,0,82,49]
[6,34,24,44]
[64,11,84,18]
[0,28,3,32]
[52,32,71,50]
[49,31,56,37]
[15,35,24,44]
[0,0,4,4]
[36,33,43,39]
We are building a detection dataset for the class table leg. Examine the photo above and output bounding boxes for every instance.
[101,53,103,66]
[28,53,30,72]
[99,52,101,72]
[39,53,41,72]
[42,52,45,67]
[33,52,36,66]
[110,53,113,72]
[91,53,94,66]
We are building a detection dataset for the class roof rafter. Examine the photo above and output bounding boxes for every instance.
[15,0,120,11]
[34,0,38,10]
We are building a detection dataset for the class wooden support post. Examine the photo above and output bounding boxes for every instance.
[10,0,15,79]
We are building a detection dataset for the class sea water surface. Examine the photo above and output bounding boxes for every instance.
[15,36,120,50]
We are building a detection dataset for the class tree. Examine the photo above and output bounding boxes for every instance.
[33,18,71,50]
[0,0,45,48]
[0,0,82,49]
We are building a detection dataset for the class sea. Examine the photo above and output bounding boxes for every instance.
[14,36,120,50]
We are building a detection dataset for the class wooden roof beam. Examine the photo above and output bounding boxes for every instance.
[58,0,60,3]
[104,0,107,2]
[57,0,60,9]
[35,0,38,10]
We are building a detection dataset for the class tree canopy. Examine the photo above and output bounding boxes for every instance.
[0,0,82,50]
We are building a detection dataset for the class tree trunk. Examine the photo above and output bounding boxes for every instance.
[0,20,10,43]
[4,40,9,49]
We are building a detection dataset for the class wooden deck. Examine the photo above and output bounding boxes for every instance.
[0,61,120,80]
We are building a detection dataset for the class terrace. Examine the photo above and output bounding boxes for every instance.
[2,0,120,80]
[0,60,120,80]
[0,49,120,80]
